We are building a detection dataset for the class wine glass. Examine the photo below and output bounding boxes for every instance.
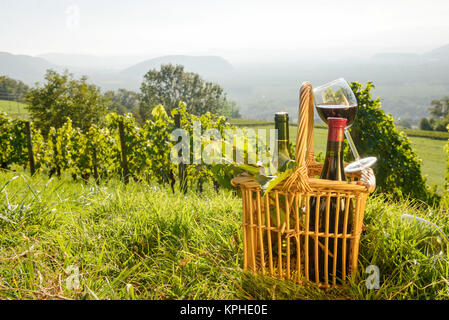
[313,78,377,173]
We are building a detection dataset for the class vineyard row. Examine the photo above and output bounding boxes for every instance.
[0,105,235,192]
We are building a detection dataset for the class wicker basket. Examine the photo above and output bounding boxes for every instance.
[231,82,375,288]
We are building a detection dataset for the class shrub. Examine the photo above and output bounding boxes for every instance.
[442,125,449,208]
[349,82,430,202]
[26,70,109,135]
[419,118,433,131]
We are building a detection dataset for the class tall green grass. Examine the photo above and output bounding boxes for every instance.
[1,171,448,300]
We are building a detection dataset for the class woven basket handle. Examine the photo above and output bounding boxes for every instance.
[282,82,315,192]
[295,82,316,166]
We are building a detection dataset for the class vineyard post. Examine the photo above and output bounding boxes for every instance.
[118,120,130,184]
[92,145,99,182]
[25,121,36,176]
[53,133,61,177]
[174,113,188,193]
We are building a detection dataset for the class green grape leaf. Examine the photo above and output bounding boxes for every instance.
[259,167,295,196]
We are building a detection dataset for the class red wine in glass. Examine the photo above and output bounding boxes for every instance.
[316,104,358,128]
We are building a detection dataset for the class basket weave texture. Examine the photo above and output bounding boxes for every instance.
[231,82,375,288]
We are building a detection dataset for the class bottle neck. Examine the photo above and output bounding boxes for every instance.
[321,121,346,181]
[275,117,290,150]
[328,122,345,143]
[276,118,289,142]
[275,115,290,152]
[275,114,292,170]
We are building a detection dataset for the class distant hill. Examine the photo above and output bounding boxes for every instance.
[0,52,56,84]
[38,53,149,70]
[0,52,236,90]
[371,44,449,65]
[371,53,423,65]
[39,53,109,70]
[423,44,449,62]
[2,45,449,122]
[121,55,234,79]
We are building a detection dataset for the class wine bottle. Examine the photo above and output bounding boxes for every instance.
[274,112,295,172]
[308,117,353,284]
[268,113,297,258]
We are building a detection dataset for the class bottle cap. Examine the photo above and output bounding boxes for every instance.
[327,117,347,142]
[275,112,289,120]
[328,117,347,128]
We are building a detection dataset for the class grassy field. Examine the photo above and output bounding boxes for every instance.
[0,99,29,119]
[230,120,447,192]
[409,137,447,190]
[0,171,448,300]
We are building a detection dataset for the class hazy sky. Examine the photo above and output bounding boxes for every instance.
[1,0,449,63]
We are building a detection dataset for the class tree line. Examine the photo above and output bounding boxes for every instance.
[1,64,241,134]
[0,76,30,102]
[419,97,449,131]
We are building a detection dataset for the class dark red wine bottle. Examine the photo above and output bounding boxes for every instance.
[308,117,353,285]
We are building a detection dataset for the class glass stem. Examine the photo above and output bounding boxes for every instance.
[345,129,360,161]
